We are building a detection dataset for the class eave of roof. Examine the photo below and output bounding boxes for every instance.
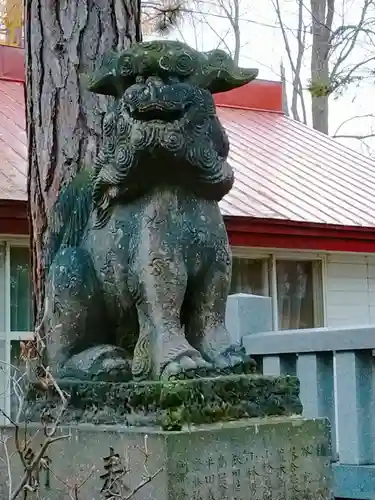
[225,216,375,253]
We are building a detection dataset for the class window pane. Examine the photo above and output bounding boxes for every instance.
[230,257,266,295]
[10,247,33,332]
[9,340,27,421]
[276,260,323,330]
[0,339,7,423]
[0,244,6,332]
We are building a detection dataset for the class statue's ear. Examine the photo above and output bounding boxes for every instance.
[87,73,123,97]
[87,51,136,98]
[197,49,259,94]
[207,67,259,94]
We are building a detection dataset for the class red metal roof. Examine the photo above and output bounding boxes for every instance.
[0,45,25,83]
[1,74,375,230]
[0,78,26,201]
[214,79,283,113]
[216,105,375,227]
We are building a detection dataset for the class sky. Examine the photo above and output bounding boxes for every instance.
[145,0,375,156]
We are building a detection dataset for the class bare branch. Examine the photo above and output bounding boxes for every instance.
[0,293,75,500]
[272,0,307,123]
[0,366,30,473]
[330,23,375,47]
[125,467,163,499]
[216,0,240,63]
[330,0,373,80]
[0,406,17,428]
[100,434,164,499]
[0,434,12,500]
[332,55,375,91]
[334,133,375,139]
[333,113,375,136]
[125,434,163,499]
[295,4,308,124]
[10,433,71,500]
[199,15,233,55]
[45,464,96,500]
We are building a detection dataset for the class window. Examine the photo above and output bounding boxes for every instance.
[10,246,32,332]
[230,258,268,295]
[276,260,323,330]
[0,242,33,424]
[230,252,324,330]
[9,339,27,421]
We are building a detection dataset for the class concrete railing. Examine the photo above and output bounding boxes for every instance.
[226,293,375,500]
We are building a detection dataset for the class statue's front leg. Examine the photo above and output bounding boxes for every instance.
[129,250,210,380]
[185,242,253,370]
[45,247,132,382]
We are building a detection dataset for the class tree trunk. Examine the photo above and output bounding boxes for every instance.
[310,0,332,135]
[280,60,290,117]
[25,0,141,323]
[232,0,240,65]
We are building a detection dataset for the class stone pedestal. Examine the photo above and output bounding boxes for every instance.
[23,373,302,428]
[0,417,332,499]
[0,373,332,499]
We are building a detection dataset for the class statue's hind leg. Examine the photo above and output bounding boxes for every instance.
[184,244,251,369]
[45,247,132,381]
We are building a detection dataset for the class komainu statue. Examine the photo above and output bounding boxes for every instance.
[43,40,258,381]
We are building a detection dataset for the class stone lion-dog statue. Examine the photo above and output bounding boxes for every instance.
[43,40,258,381]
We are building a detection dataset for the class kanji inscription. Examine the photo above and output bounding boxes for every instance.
[169,420,332,500]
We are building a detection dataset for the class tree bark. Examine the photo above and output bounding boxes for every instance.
[310,0,333,135]
[25,0,141,323]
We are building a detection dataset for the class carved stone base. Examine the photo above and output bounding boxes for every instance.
[23,373,302,430]
[0,418,332,500]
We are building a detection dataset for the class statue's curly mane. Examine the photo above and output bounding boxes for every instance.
[90,88,234,229]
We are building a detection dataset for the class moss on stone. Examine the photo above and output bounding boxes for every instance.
[24,374,302,430]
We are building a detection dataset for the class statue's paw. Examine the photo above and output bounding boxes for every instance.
[212,344,256,372]
[161,353,212,380]
[93,356,133,382]
[58,345,133,383]
[195,325,257,374]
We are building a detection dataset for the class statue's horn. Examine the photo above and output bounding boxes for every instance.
[196,49,259,94]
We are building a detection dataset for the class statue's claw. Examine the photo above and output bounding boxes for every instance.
[211,345,256,371]
[161,353,212,380]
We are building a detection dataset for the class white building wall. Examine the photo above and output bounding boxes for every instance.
[325,253,375,327]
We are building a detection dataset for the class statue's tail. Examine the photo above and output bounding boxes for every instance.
[44,167,94,273]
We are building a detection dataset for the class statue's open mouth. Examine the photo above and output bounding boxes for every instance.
[131,108,184,123]
[128,100,188,123]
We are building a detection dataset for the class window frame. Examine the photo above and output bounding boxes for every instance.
[0,238,32,425]
[231,246,328,331]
